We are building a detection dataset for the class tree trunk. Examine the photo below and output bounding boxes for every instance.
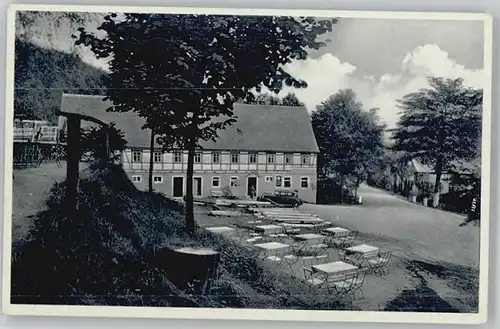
[339,176,344,205]
[66,116,81,214]
[433,156,444,207]
[185,136,196,233]
[148,125,155,193]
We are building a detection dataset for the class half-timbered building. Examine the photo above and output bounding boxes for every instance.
[60,93,319,203]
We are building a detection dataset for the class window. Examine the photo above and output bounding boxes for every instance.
[132,151,142,162]
[284,153,293,164]
[267,152,275,164]
[212,152,220,163]
[174,152,182,163]
[248,152,257,164]
[265,176,273,182]
[276,175,282,187]
[301,153,310,165]
[231,152,239,163]
[283,177,292,188]
[132,175,142,182]
[153,175,163,183]
[153,152,162,163]
[212,177,220,187]
[301,177,309,188]
[194,152,202,163]
[230,176,239,187]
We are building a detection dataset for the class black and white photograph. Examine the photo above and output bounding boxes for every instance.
[2,5,492,324]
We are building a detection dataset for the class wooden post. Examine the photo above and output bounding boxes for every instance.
[66,116,81,213]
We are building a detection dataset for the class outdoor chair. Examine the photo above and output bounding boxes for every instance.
[367,250,393,275]
[340,230,359,247]
[308,243,329,256]
[346,268,368,300]
[329,272,357,298]
[303,267,326,287]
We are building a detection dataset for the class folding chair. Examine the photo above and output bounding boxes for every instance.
[302,267,327,287]
[341,230,359,247]
[330,272,357,299]
[347,268,368,300]
[367,250,393,275]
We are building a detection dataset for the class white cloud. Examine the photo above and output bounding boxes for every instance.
[272,44,484,129]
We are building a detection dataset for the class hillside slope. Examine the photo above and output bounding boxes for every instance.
[11,163,352,310]
[14,40,107,123]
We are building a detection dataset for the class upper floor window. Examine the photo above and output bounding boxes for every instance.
[212,152,220,163]
[248,152,257,164]
[267,152,275,164]
[231,152,239,163]
[153,151,162,163]
[301,153,310,165]
[284,153,293,165]
[194,152,202,163]
[174,152,183,163]
[132,151,142,162]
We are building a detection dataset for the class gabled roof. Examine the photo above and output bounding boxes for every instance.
[59,93,319,153]
[410,159,479,175]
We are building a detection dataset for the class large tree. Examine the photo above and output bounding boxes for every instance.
[391,77,482,206]
[75,14,335,232]
[311,89,386,202]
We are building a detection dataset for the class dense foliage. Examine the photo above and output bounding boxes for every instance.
[80,123,128,162]
[75,14,336,231]
[391,77,482,205]
[311,89,387,202]
[14,40,106,123]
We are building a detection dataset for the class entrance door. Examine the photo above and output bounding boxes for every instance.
[173,177,184,197]
[247,177,257,198]
[193,177,202,197]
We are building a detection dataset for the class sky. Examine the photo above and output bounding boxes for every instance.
[19,13,486,129]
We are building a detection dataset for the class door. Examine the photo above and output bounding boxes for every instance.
[247,177,257,198]
[193,177,202,197]
[173,177,184,197]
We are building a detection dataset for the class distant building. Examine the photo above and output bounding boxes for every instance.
[393,159,479,196]
[59,94,319,203]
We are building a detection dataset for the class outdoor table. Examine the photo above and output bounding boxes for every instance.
[323,227,350,236]
[255,224,284,235]
[294,233,326,245]
[254,241,291,258]
[312,261,358,276]
[345,244,380,266]
[206,226,236,235]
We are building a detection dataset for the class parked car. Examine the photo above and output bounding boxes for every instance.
[258,190,303,207]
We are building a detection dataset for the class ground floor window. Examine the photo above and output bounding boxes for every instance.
[230,176,239,187]
[276,175,282,187]
[301,176,309,188]
[283,176,292,188]
[265,176,273,182]
[212,176,220,187]
[153,175,163,183]
[132,175,142,182]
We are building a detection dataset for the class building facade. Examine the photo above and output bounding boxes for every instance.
[60,94,320,203]
[121,148,318,203]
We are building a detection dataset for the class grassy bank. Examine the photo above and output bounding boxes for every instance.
[11,163,352,310]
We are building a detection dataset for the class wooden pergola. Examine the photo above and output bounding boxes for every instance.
[56,110,111,213]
